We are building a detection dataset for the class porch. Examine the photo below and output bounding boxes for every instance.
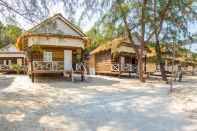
[27,45,86,82]
[32,61,64,73]
[110,54,138,76]
[96,63,138,77]
[0,56,26,73]
[111,63,138,73]
[31,61,84,74]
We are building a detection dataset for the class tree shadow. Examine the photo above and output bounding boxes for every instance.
[0,75,15,90]
[34,76,120,88]
[0,75,195,131]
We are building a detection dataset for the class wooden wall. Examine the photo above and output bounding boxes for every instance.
[0,57,25,66]
[88,54,95,68]
[95,51,112,73]
[146,63,156,73]
[31,46,80,62]
[42,47,65,61]
[28,36,84,49]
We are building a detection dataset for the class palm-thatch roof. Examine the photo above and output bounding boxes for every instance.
[147,46,197,65]
[90,37,136,55]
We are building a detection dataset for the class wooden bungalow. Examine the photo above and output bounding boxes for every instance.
[88,37,146,76]
[16,13,89,82]
[0,44,26,73]
[147,46,197,75]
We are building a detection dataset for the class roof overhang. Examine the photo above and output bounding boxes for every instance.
[0,52,25,58]
[16,34,89,50]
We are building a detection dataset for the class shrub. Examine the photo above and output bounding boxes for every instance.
[11,64,22,74]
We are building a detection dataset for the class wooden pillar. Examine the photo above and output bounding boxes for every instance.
[30,50,34,83]
[119,55,121,77]
[22,58,25,74]
[81,48,84,81]
[31,61,34,82]
[129,56,132,77]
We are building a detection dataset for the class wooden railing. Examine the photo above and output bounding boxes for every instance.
[111,64,120,72]
[33,61,64,71]
[0,64,26,72]
[111,64,137,73]
[0,65,9,70]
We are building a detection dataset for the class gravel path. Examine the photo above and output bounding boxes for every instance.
[0,74,196,131]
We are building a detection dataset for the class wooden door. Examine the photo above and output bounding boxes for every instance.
[120,56,125,71]
[64,50,72,71]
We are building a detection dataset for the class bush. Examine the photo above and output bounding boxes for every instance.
[11,64,23,74]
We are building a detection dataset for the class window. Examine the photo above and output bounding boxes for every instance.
[43,51,53,62]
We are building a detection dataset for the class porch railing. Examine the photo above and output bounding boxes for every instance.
[111,64,137,73]
[0,65,9,70]
[32,61,64,72]
[111,64,120,72]
[0,64,26,72]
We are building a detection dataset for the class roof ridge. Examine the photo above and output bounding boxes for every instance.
[26,13,86,37]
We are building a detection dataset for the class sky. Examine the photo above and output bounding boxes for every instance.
[186,22,197,52]
[0,0,96,32]
[0,0,196,52]
[13,1,96,32]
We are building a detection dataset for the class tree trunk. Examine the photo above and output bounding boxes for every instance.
[122,14,144,82]
[138,0,147,82]
[155,38,168,81]
[138,49,145,82]
[120,0,146,82]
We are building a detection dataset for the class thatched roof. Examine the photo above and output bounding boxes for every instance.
[90,37,136,55]
[147,47,197,65]
[146,47,156,57]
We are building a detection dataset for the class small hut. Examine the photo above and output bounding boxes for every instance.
[88,37,146,76]
[0,44,25,73]
[147,45,197,75]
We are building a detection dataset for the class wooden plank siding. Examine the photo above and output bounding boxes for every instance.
[91,50,139,75]
[88,54,95,68]
[95,51,112,74]
[31,46,80,62]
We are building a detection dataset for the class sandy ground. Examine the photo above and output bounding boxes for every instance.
[0,74,196,131]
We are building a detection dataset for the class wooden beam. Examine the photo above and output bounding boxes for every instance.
[119,56,121,77]
[30,47,34,83]
[144,55,147,74]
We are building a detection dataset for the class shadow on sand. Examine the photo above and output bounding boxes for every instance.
[0,75,196,130]
[33,75,120,88]
[0,75,15,90]
[0,79,194,131]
